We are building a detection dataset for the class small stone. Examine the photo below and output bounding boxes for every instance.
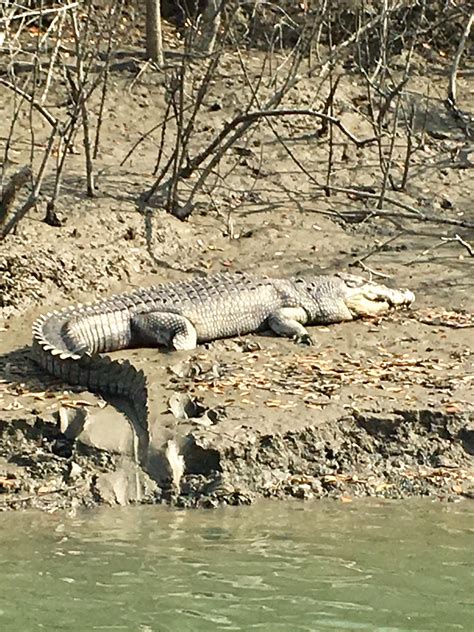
[440,197,453,209]
[433,454,457,468]
[68,462,82,480]
[293,483,313,499]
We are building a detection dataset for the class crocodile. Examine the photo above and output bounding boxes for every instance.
[31,271,415,427]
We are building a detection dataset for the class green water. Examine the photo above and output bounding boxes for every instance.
[0,500,472,632]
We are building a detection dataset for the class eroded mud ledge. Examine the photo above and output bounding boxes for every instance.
[0,404,473,511]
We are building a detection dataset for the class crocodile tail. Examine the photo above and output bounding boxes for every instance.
[32,312,148,429]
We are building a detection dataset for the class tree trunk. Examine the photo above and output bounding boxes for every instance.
[195,0,222,55]
[146,0,164,64]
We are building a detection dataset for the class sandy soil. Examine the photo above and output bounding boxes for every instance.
[0,42,473,510]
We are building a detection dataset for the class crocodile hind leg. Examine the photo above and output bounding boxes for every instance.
[268,307,313,345]
[131,312,198,350]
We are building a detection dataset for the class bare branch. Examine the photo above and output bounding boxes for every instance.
[0,2,79,24]
[185,107,375,180]
[441,234,474,257]
[0,124,59,240]
[0,78,59,129]
[446,11,474,138]
[447,12,474,106]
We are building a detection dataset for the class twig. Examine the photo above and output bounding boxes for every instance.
[128,59,152,93]
[45,118,78,224]
[93,0,124,158]
[441,234,474,257]
[351,261,393,280]
[377,77,409,126]
[120,104,194,167]
[351,232,406,265]
[70,9,95,196]
[446,11,474,138]
[40,11,66,105]
[186,108,375,178]
[408,233,474,264]
[0,78,59,128]
[326,185,425,217]
[0,3,79,24]
[377,88,402,209]
[447,12,474,107]
[399,101,416,190]
[356,207,471,229]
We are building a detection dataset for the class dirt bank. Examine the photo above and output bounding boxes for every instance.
[1,43,473,511]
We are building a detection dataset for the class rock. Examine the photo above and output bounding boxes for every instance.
[58,406,88,439]
[68,462,82,480]
[94,458,156,506]
[75,407,136,457]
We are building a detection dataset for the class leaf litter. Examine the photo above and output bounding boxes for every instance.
[169,345,472,411]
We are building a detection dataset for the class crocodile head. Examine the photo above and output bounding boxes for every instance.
[336,273,415,317]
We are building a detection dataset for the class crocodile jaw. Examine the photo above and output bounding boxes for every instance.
[343,279,415,318]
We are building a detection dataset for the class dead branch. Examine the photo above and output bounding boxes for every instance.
[377,89,402,209]
[0,124,59,240]
[0,2,79,24]
[441,234,474,257]
[70,9,95,196]
[145,9,240,205]
[144,5,393,216]
[408,232,474,263]
[324,185,474,228]
[93,0,125,158]
[0,78,59,129]
[351,231,406,266]
[377,77,409,126]
[195,0,224,55]
[351,262,393,280]
[446,11,474,138]
[447,12,474,106]
[186,108,375,179]
[40,10,67,106]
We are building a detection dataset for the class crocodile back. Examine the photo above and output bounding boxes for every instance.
[135,272,285,341]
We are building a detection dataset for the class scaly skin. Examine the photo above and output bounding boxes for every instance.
[31,271,415,428]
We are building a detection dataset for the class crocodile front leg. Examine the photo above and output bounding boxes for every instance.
[268,307,313,344]
[131,312,198,350]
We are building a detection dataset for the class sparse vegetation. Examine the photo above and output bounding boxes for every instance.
[0,1,472,510]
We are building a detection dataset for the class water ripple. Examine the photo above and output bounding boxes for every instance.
[0,500,472,632]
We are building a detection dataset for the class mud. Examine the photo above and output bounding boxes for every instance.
[0,38,473,510]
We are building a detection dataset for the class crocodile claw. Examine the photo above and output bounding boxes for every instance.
[294,333,314,346]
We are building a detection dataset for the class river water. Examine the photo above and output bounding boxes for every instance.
[0,500,472,631]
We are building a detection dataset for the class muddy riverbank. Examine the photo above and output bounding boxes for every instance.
[1,35,473,510]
